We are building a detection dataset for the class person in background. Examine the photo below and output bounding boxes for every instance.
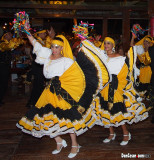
[25,27,47,108]
[116,44,125,56]
[130,35,153,100]
[34,27,47,46]
[93,33,102,48]
[0,31,24,106]
[71,38,81,60]
[22,39,33,84]
[45,23,56,48]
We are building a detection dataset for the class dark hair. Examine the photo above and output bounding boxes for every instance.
[116,44,123,51]
[54,37,64,42]
[115,44,125,56]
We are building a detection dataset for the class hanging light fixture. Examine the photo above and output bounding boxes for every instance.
[54,1,63,5]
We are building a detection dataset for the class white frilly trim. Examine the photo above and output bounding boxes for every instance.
[124,81,141,101]
[91,78,149,128]
[132,46,140,83]
[81,46,103,94]
[81,40,110,95]
[16,107,98,138]
[92,101,148,128]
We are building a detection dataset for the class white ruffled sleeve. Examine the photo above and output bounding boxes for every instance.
[135,45,144,55]
[131,46,140,83]
[32,39,52,64]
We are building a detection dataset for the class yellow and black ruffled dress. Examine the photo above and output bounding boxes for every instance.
[137,49,152,93]
[134,35,153,95]
[16,39,110,138]
[92,47,148,128]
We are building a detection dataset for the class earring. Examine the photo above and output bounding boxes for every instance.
[112,47,115,53]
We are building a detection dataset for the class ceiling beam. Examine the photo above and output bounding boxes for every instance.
[0,3,147,11]
[0,13,148,19]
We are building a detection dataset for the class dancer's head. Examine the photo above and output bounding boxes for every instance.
[104,37,115,53]
[51,37,63,56]
[51,35,74,60]
[143,35,153,48]
[34,27,47,40]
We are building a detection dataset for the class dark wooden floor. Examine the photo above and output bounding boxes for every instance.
[0,82,154,160]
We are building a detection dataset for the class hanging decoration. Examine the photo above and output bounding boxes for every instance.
[13,11,31,37]
[72,21,94,40]
[131,24,148,40]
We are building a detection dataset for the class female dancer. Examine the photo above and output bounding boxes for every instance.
[130,35,153,99]
[90,37,148,145]
[16,32,110,158]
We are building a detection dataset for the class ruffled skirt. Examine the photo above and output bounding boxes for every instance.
[92,61,148,128]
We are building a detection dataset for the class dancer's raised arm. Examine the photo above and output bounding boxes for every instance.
[26,31,35,46]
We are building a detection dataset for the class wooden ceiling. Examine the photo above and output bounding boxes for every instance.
[0,0,149,19]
